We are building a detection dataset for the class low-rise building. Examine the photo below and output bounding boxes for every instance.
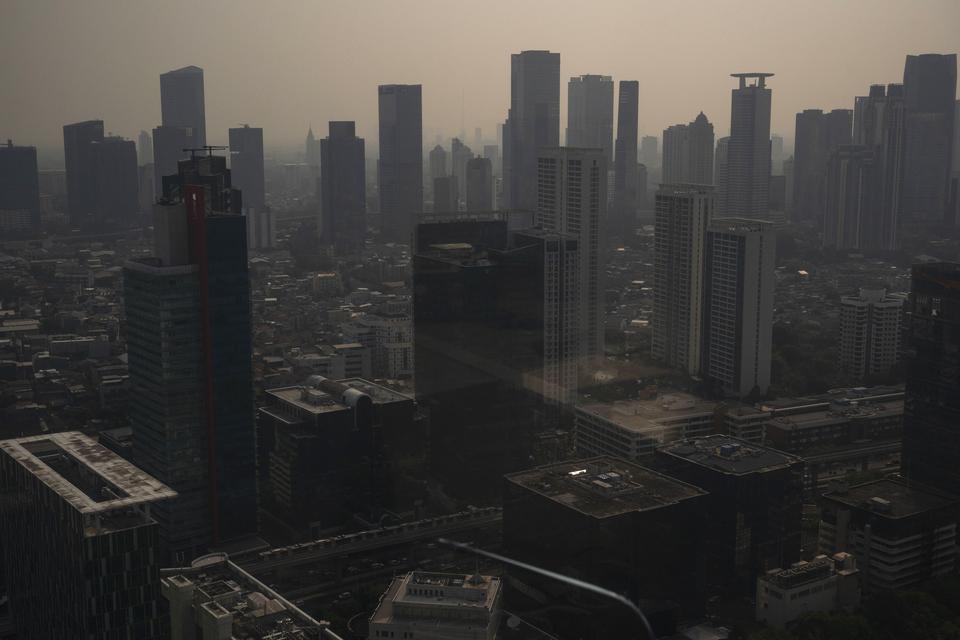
[756,553,860,628]
[368,571,502,640]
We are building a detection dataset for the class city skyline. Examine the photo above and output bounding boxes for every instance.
[2,1,958,155]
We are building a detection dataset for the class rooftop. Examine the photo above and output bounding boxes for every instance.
[370,571,500,628]
[340,378,411,404]
[578,393,716,432]
[0,431,176,517]
[768,399,903,431]
[658,435,800,475]
[823,479,956,520]
[506,456,706,519]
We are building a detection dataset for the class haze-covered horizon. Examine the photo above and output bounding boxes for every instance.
[2,0,958,165]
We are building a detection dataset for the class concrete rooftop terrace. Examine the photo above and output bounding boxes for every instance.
[823,479,956,520]
[658,435,800,475]
[578,393,717,430]
[0,431,176,515]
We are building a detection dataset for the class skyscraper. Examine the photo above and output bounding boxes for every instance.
[152,125,190,201]
[432,175,458,212]
[228,125,266,213]
[724,73,773,218]
[770,134,784,175]
[450,137,473,206]
[320,121,366,251]
[640,135,659,168]
[0,432,173,639]
[612,80,640,235]
[662,124,687,185]
[715,137,729,214]
[429,144,447,181]
[537,147,607,361]
[900,262,960,495]
[125,152,257,563]
[838,288,903,382]
[160,65,206,148]
[138,129,154,166]
[652,184,713,375]
[0,140,41,228]
[901,54,957,223]
[63,119,104,227]
[503,50,560,211]
[662,113,715,186]
[822,144,877,249]
[378,84,423,241]
[702,218,775,398]
[566,74,614,161]
[305,125,321,176]
[852,83,905,250]
[92,136,139,229]
[792,108,853,223]
[465,156,493,211]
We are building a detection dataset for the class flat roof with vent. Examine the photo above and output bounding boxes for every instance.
[658,435,800,475]
[505,456,706,519]
[823,479,956,520]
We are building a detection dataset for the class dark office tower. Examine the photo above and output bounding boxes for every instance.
[450,137,473,205]
[429,144,447,181]
[138,129,154,166]
[228,125,265,213]
[715,136,729,212]
[655,436,802,594]
[160,65,206,148]
[902,54,957,223]
[822,145,877,249]
[637,162,649,217]
[640,135,659,168]
[414,215,579,498]
[138,162,155,217]
[0,140,41,228]
[791,108,853,223]
[852,83,905,250]
[465,156,493,211]
[566,74,614,161]
[652,184,713,375]
[378,84,423,241]
[305,125,320,176]
[432,175,458,212]
[503,50,560,211]
[152,125,190,200]
[63,119,104,226]
[901,263,960,496]
[483,144,500,176]
[320,121,366,251]
[771,133,784,175]
[538,147,607,362]
[125,152,257,563]
[0,433,173,639]
[662,124,687,185]
[662,115,716,187]
[702,218,775,398]
[92,136,139,229]
[724,73,773,218]
[612,80,639,236]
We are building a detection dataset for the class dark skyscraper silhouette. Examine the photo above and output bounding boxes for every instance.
[0,140,41,228]
[92,135,139,229]
[503,50,560,211]
[160,65,206,148]
[305,125,320,176]
[723,74,773,218]
[137,129,153,166]
[378,84,423,241]
[62,119,104,227]
[320,121,366,251]
[566,74,614,161]
[433,175,458,212]
[228,124,266,213]
[612,80,639,236]
[901,262,960,497]
[901,53,957,223]
[465,156,493,211]
[125,152,257,562]
[152,125,190,201]
[662,113,714,186]
[792,108,852,223]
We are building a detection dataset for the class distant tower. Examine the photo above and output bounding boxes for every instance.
[91,136,139,229]
[612,80,639,236]
[138,129,154,166]
[792,108,852,222]
[160,65,206,147]
[662,113,716,188]
[822,144,877,249]
[640,135,659,168]
[566,74,614,161]
[770,134,784,175]
[465,157,493,212]
[537,147,607,362]
[229,125,266,212]
[715,137,729,212]
[62,119,104,227]
[503,50,560,211]
[429,144,447,181]
[433,175,458,212]
[378,84,423,241]
[0,140,41,228]
[305,126,321,176]
[320,121,366,252]
[450,137,474,206]
[724,73,773,218]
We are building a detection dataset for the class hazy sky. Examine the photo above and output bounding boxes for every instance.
[2,0,958,162]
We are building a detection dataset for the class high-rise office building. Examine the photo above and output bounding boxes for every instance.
[450,137,473,206]
[465,156,493,211]
[838,288,903,382]
[724,74,773,218]
[151,125,190,201]
[483,143,500,176]
[432,175,458,212]
[537,147,606,361]
[320,121,366,251]
[63,119,104,226]
[428,143,447,182]
[715,136,729,214]
[138,129,154,166]
[852,83,905,250]
[138,162,155,217]
[822,144,877,249]
[305,125,321,176]
[378,84,423,241]
[792,108,852,223]
[771,134,784,175]
[900,262,960,496]
[0,432,174,639]
[702,218,775,398]
[901,54,957,223]
[652,184,713,375]
[0,140,41,228]
[640,135,659,168]
[503,50,560,211]
[566,74,614,161]
[612,80,639,236]
[160,65,206,148]
[228,125,265,213]
[662,113,714,186]
[92,136,139,229]
[125,152,257,563]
